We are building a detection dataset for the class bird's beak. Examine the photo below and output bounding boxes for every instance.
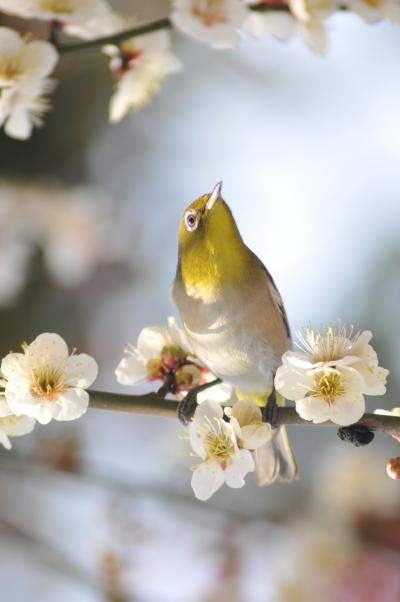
[206,181,223,211]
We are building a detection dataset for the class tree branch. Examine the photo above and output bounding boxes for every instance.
[56,18,172,55]
[88,390,400,437]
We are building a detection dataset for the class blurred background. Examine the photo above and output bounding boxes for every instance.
[0,1,400,600]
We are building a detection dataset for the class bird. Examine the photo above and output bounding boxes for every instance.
[172,181,297,485]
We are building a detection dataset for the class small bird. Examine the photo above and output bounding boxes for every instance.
[173,182,297,485]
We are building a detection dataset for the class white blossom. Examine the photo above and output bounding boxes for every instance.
[1,333,98,425]
[0,0,111,25]
[171,0,247,49]
[278,325,389,395]
[276,365,365,425]
[0,181,120,301]
[115,316,232,403]
[0,27,57,139]
[0,415,35,450]
[342,0,400,24]
[103,32,182,123]
[63,7,136,40]
[189,400,255,500]
[225,398,272,450]
[248,0,335,55]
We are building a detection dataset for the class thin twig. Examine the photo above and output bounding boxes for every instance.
[56,18,172,54]
[88,390,400,437]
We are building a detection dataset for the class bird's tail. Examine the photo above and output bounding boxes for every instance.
[254,390,298,486]
[253,425,298,486]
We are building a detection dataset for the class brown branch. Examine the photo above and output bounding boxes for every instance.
[88,390,400,437]
[56,17,172,55]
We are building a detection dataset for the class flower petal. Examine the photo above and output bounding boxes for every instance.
[115,354,147,386]
[26,333,69,363]
[231,398,262,428]
[224,449,254,488]
[328,392,365,426]
[0,27,24,60]
[191,461,224,501]
[274,364,313,401]
[66,353,98,388]
[241,423,272,450]
[0,430,11,450]
[296,395,333,424]
[56,388,89,421]
[137,326,169,360]
[21,40,58,80]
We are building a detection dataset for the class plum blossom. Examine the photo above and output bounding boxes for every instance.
[277,365,365,425]
[0,415,35,450]
[1,333,98,425]
[0,27,58,139]
[248,0,335,55]
[0,0,111,25]
[275,324,389,426]
[189,400,255,500]
[115,317,233,403]
[103,32,182,123]
[171,0,247,49]
[0,181,122,302]
[225,398,272,450]
[341,0,400,24]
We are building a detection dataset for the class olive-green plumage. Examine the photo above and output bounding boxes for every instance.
[173,183,297,485]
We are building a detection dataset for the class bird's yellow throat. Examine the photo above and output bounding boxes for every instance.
[177,195,249,301]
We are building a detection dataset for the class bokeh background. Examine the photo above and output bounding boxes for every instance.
[0,1,400,600]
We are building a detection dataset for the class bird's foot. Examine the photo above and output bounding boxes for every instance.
[177,378,222,425]
[337,424,375,447]
[262,388,280,430]
[157,372,176,397]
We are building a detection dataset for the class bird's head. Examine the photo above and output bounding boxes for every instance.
[176,182,249,298]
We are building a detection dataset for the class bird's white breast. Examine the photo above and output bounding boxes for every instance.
[174,280,288,394]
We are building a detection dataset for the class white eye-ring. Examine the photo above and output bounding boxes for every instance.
[184,210,199,232]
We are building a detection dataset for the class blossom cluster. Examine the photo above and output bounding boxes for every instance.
[1,0,400,138]
[0,181,125,306]
[116,318,395,498]
[275,325,389,426]
[115,316,233,402]
[0,332,98,449]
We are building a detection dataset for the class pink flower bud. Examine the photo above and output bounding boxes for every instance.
[386,456,400,481]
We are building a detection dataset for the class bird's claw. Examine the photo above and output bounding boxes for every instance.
[337,424,374,447]
[262,389,280,430]
[177,389,199,425]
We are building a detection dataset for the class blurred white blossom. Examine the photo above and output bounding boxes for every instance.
[0,181,124,304]
[171,0,247,49]
[115,316,233,402]
[249,0,335,54]
[0,0,111,25]
[63,6,136,40]
[103,32,182,123]
[275,324,389,426]
[1,332,98,424]
[189,400,255,500]
[0,27,58,139]
[0,415,35,450]
[342,0,400,23]
[312,446,400,522]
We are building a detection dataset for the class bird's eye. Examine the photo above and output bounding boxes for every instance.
[184,211,199,232]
